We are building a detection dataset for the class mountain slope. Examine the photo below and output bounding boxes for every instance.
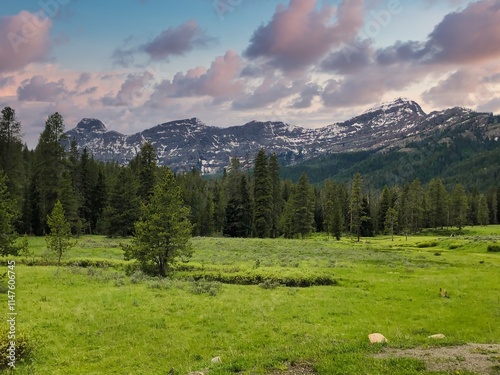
[65,98,500,178]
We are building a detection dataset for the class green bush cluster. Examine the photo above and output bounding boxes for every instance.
[183,268,336,287]
[0,326,33,369]
[16,257,129,269]
[487,244,500,252]
[416,241,439,248]
[189,278,221,296]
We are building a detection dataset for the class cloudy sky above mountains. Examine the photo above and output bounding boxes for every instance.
[1,0,500,146]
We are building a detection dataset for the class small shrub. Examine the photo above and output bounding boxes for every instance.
[417,241,438,248]
[130,270,147,284]
[189,278,221,296]
[259,279,281,290]
[146,278,172,290]
[0,326,33,369]
[487,245,500,253]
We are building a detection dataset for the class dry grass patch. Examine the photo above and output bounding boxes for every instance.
[373,343,500,374]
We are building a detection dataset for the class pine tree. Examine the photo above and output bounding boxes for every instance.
[408,179,424,233]
[137,142,157,203]
[58,171,81,235]
[0,107,24,201]
[269,153,283,238]
[89,170,107,234]
[377,186,392,234]
[104,168,139,237]
[291,173,315,238]
[477,194,490,226]
[34,112,67,233]
[46,200,74,268]
[428,178,448,229]
[124,169,192,277]
[350,173,363,242]
[211,179,226,235]
[0,171,18,256]
[224,158,253,237]
[253,149,272,238]
[487,188,498,225]
[450,184,468,231]
[323,180,343,240]
[385,207,398,241]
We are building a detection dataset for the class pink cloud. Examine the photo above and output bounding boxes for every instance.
[101,72,154,107]
[244,0,364,72]
[426,0,500,64]
[17,75,68,102]
[148,50,244,106]
[112,20,215,67]
[0,11,52,73]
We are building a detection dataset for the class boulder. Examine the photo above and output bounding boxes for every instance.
[211,356,222,364]
[368,333,387,344]
[428,334,446,339]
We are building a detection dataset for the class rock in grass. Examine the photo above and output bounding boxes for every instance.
[211,356,222,364]
[368,333,387,344]
[428,334,446,339]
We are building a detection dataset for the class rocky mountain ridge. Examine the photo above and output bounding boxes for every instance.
[65,98,500,174]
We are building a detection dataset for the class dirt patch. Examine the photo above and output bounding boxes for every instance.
[268,361,316,375]
[373,343,500,374]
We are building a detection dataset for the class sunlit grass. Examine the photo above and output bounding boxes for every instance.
[8,226,500,374]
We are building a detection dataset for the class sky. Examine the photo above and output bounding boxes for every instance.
[1,0,500,147]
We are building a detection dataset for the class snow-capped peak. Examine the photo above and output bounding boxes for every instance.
[76,118,107,133]
[363,97,425,116]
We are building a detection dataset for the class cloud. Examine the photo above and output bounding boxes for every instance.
[321,39,374,74]
[17,75,68,102]
[291,83,321,109]
[112,20,214,66]
[244,0,364,72]
[232,75,302,110]
[148,50,244,106]
[0,76,14,89]
[101,72,154,107]
[424,0,500,64]
[141,20,214,60]
[75,73,91,88]
[422,70,478,107]
[375,0,500,66]
[0,11,52,73]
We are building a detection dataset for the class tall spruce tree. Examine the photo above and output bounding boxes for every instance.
[350,173,363,241]
[137,142,157,203]
[253,149,272,238]
[291,173,315,238]
[269,153,283,238]
[34,112,67,233]
[0,107,24,201]
[0,171,18,256]
[428,178,448,229]
[408,179,424,233]
[104,167,139,237]
[450,184,468,231]
[124,169,192,277]
[89,170,107,234]
[477,194,490,226]
[385,207,398,241]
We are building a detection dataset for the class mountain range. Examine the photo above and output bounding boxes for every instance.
[66,98,500,183]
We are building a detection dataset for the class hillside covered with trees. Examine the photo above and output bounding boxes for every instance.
[1,107,499,258]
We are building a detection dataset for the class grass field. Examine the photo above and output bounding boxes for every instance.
[4,226,500,374]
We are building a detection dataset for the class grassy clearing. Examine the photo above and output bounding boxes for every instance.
[5,226,500,374]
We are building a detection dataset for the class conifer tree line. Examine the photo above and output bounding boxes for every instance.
[1,108,499,254]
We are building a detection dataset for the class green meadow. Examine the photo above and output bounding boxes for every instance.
[5,226,500,374]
